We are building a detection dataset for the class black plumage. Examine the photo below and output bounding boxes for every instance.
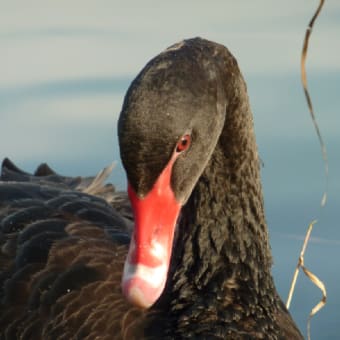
[0,38,303,339]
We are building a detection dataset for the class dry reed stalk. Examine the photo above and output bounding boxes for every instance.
[286,1,328,339]
[286,221,327,340]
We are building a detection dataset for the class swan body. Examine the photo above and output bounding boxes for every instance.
[0,38,302,339]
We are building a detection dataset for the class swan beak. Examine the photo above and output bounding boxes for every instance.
[122,158,181,308]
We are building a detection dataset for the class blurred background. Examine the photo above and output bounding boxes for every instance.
[0,1,339,338]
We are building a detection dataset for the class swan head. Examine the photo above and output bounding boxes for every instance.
[118,38,229,308]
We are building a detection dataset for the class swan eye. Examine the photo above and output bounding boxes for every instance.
[176,134,191,153]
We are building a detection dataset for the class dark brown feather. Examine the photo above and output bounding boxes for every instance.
[0,159,144,339]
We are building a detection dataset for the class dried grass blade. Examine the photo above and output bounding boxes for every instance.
[299,1,328,337]
[286,221,327,340]
[287,1,328,336]
[301,264,327,340]
[301,0,328,207]
[286,221,316,310]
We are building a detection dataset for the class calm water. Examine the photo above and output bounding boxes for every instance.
[0,71,339,338]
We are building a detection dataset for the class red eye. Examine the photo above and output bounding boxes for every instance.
[176,134,191,153]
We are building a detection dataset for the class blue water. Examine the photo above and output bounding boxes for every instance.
[0,72,339,339]
[251,73,340,339]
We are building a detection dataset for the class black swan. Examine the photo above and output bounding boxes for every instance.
[0,38,303,339]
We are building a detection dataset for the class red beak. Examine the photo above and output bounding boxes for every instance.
[121,155,181,308]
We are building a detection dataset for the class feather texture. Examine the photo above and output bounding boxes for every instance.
[0,159,145,339]
[1,38,303,339]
